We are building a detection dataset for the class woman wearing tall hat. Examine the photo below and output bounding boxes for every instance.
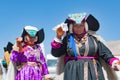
[51,13,120,80]
[10,26,51,80]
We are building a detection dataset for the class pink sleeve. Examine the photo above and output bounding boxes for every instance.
[109,57,119,66]
[51,40,61,49]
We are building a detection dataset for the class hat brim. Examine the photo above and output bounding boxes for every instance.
[21,28,27,39]
[35,28,44,44]
[21,28,44,44]
[65,14,99,31]
[64,18,75,27]
[4,47,7,52]
[86,14,99,31]
[4,42,13,53]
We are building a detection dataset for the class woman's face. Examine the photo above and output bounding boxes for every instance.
[25,34,36,45]
[73,22,85,35]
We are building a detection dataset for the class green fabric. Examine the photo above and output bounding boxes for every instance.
[26,30,37,37]
[68,13,86,24]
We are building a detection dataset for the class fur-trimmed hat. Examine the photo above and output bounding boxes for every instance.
[4,42,13,53]
[65,13,99,32]
[21,26,44,44]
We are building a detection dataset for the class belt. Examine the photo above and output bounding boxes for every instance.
[17,62,41,71]
[64,56,97,63]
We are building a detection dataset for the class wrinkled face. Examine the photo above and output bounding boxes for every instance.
[25,34,36,45]
[73,22,85,35]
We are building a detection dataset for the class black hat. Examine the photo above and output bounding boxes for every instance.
[65,13,86,27]
[64,18,75,27]
[65,13,100,31]
[86,14,99,31]
[4,47,7,52]
[4,42,13,53]
[21,26,44,44]
[35,28,44,44]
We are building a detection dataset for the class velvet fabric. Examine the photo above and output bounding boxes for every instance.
[11,45,49,80]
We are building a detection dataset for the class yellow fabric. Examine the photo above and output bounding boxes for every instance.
[4,51,11,67]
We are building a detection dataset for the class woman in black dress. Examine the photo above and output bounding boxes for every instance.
[51,13,120,80]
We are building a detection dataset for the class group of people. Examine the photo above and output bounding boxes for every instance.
[1,26,51,80]
[0,12,120,80]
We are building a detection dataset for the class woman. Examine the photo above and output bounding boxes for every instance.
[51,13,120,80]
[10,26,51,80]
[3,42,13,68]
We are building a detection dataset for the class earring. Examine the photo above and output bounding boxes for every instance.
[35,36,38,42]
[69,24,73,33]
[24,36,27,42]
[84,22,88,31]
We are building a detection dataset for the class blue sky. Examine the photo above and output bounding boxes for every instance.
[0,0,120,57]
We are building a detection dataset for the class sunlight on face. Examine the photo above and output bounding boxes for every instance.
[25,34,36,45]
[73,23,85,35]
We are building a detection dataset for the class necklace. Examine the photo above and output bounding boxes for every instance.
[75,33,88,48]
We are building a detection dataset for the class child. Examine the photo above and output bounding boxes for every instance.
[10,26,51,80]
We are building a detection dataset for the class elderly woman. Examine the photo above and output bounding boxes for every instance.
[51,13,120,80]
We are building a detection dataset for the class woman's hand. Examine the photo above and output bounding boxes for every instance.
[52,23,68,39]
[112,60,120,71]
[16,37,23,43]
[16,37,23,52]
[56,26,65,39]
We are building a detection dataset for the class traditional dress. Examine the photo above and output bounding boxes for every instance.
[51,13,119,80]
[52,33,120,80]
[10,26,49,80]
[4,42,13,68]
[11,45,49,80]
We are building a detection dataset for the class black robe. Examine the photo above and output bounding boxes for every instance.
[51,34,115,80]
